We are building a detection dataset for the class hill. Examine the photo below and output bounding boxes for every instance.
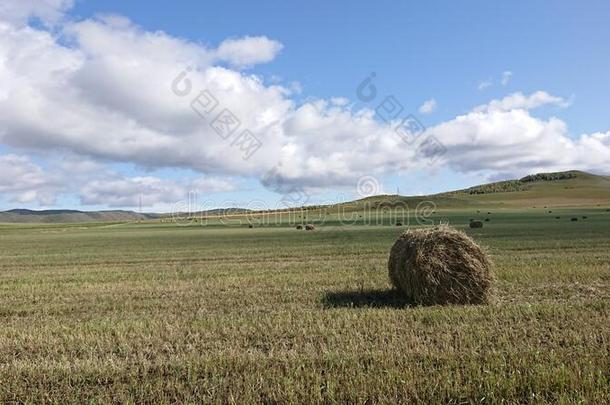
[2,171,609,223]
[0,209,157,224]
[328,170,610,213]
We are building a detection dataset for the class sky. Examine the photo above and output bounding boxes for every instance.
[1,0,609,212]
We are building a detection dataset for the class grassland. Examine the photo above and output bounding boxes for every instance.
[1,206,609,403]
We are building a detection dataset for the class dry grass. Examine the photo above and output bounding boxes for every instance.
[388,225,493,305]
[0,209,609,403]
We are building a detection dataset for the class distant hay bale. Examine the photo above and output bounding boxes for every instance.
[484,218,490,222]
[305,224,315,231]
[388,225,493,305]
[548,211,553,214]
[296,225,303,230]
[555,216,561,219]
[470,220,484,229]
[571,217,578,222]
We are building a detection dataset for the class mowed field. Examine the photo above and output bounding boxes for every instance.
[1,208,609,403]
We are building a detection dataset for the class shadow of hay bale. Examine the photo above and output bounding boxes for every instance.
[322,289,414,309]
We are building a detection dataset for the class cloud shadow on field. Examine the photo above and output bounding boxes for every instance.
[322,288,414,309]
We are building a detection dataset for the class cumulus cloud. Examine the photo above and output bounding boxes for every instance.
[215,36,284,68]
[426,95,610,178]
[418,99,437,114]
[474,91,570,113]
[0,154,59,204]
[0,8,609,208]
[0,0,73,26]
[0,15,418,193]
[79,175,235,207]
[0,152,236,208]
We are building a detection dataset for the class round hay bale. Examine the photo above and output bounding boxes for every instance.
[388,225,493,305]
[296,225,303,230]
[469,220,483,229]
[305,224,315,231]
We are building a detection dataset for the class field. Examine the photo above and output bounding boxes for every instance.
[1,208,609,403]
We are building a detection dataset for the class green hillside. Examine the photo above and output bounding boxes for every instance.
[338,170,610,212]
[0,209,155,224]
[2,171,609,224]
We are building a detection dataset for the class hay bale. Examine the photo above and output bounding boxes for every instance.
[470,220,483,229]
[388,225,493,305]
[296,225,303,230]
[305,224,315,231]
[484,218,490,222]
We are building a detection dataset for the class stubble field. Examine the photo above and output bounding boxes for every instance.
[0,209,609,403]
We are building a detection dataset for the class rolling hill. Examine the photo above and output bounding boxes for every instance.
[1,171,609,223]
[0,209,157,224]
[331,170,610,213]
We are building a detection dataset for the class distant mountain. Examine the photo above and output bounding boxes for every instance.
[0,209,157,224]
[1,171,609,223]
[0,207,252,224]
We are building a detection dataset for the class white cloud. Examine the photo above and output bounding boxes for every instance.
[474,91,570,113]
[80,175,236,207]
[0,0,73,26]
[215,36,284,68]
[427,95,610,178]
[0,151,236,208]
[0,154,59,205]
[0,16,418,193]
[477,80,492,91]
[418,99,437,114]
[501,71,513,86]
[0,10,609,207]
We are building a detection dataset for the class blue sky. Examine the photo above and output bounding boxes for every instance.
[0,0,609,211]
[69,0,610,134]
